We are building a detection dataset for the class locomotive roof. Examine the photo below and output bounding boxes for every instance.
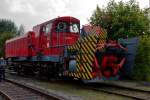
[6,33,28,44]
[33,16,80,29]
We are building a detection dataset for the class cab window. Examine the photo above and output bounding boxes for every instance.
[46,23,52,34]
[56,22,68,33]
[42,23,52,35]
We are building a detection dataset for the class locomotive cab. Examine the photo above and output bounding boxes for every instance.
[32,16,80,59]
[54,20,80,45]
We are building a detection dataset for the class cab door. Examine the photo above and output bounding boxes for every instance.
[52,21,68,47]
[39,23,52,53]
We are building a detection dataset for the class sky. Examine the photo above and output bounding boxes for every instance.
[0,0,149,31]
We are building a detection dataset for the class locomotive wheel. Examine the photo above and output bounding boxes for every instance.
[23,66,35,76]
[47,63,59,79]
[16,65,22,75]
[47,63,63,79]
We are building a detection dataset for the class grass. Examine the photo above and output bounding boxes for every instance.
[33,80,133,100]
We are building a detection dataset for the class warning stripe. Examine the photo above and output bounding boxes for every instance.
[76,42,80,50]
[84,54,93,66]
[83,37,88,42]
[77,73,80,78]
[74,45,79,50]
[81,55,87,63]
[85,73,89,79]
[81,64,86,72]
[76,63,81,72]
[78,73,82,78]
[83,63,92,79]
[82,73,86,79]
[80,44,95,60]
[86,62,92,72]
[83,43,95,56]
[76,55,80,60]
[90,35,97,43]
[85,42,96,53]
[67,26,107,80]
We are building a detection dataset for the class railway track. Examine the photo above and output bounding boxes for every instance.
[86,83,150,100]
[0,79,69,100]
[6,72,150,100]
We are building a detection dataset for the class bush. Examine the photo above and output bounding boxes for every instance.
[133,35,150,81]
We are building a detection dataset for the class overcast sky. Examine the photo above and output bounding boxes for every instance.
[0,0,149,31]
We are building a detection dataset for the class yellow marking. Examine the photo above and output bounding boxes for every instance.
[81,55,87,63]
[73,45,76,50]
[78,73,81,77]
[80,38,85,43]
[81,44,88,53]
[85,73,89,79]
[91,42,96,48]
[84,43,95,56]
[87,36,93,42]
[76,63,80,72]
[77,55,80,60]
[84,55,93,65]
[86,62,92,72]
[91,35,97,43]
[78,74,80,78]
[75,45,78,50]
[84,37,88,42]
[86,53,94,62]
[99,34,105,40]
[86,54,93,65]
[76,55,80,60]
[87,42,95,52]
[76,68,79,72]
[77,64,82,72]
[76,63,81,72]
[83,42,92,51]
[82,73,86,79]
[81,65,86,72]
[83,63,92,79]
[76,42,80,49]
[81,43,94,58]
[81,48,85,54]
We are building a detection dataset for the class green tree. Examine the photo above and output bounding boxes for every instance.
[0,33,14,57]
[0,19,18,57]
[133,36,150,81]
[89,0,150,39]
[0,19,18,34]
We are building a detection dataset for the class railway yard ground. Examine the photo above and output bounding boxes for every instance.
[1,72,149,100]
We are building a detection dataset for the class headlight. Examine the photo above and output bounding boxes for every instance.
[70,24,79,33]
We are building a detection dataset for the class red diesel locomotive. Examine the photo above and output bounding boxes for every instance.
[5,16,133,81]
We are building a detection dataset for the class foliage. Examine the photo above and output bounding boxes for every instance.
[133,36,150,81]
[0,19,18,57]
[89,0,150,39]
[0,19,18,34]
[0,33,13,57]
